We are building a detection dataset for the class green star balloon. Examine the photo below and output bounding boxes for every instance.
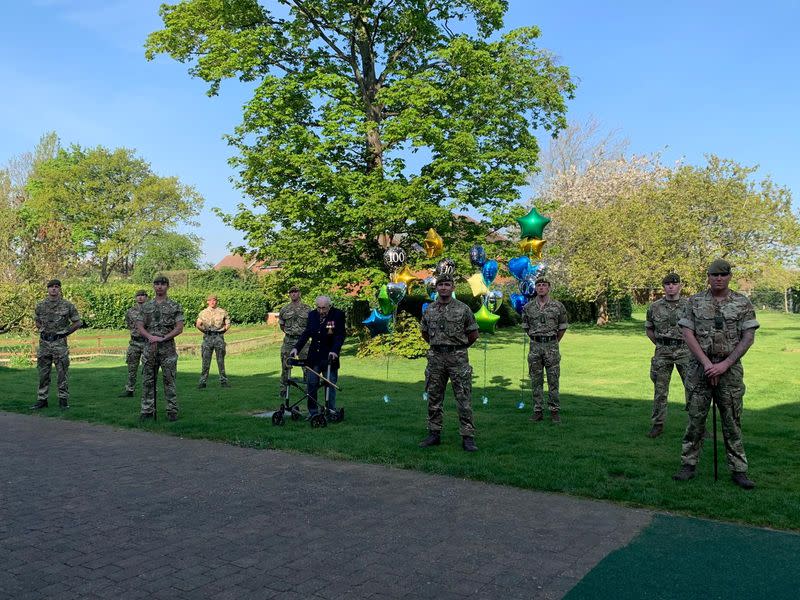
[474,304,501,334]
[517,207,551,240]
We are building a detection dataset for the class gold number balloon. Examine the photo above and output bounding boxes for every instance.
[519,238,545,259]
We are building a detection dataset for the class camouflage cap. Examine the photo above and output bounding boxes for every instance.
[135,289,148,297]
[46,279,62,288]
[662,273,681,285]
[435,273,454,284]
[707,259,732,275]
[153,275,170,284]
[207,294,218,300]
[536,277,550,285]
[288,285,300,293]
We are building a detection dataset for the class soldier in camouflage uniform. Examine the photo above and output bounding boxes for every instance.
[418,273,480,452]
[196,294,231,389]
[136,275,185,422]
[644,273,690,437]
[278,286,311,398]
[31,279,82,410]
[522,278,568,423]
[672,259,758,489]
[118,290,149,397]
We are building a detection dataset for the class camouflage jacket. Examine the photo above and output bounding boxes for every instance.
[197,306,230,333]
[420,298,478,346]
[522,298,568,337]
[279,301,311,337]
[136,298,185,337]
[35,297,80,335]
[125,306,144,336]
[645,297,688,340]
[678,290,759,358]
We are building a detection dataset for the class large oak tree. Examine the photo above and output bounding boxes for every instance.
[146,0,575,288]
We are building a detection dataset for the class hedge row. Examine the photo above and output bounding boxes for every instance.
[0,283,271,332]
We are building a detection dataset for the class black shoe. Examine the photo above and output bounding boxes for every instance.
[198,383,206,389]
[59,403,69,410]
[731,472,755,490]
[418,432,441,448]
[221,381,231,388]
[550,411,561,424]
[30,401,48,410]
[167,413,178,422]
[647,424,664,438]
[139,413,155,421]
[462,436,478,452]
[530,411,544,422]
[118,390,133,398]
[672,464,696,481]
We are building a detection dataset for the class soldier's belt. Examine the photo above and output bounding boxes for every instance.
[430,344,468,352]
[709,354,729,363]
[656,337,685,347]
[40,332,66,342]
[530,335,557,343]
[203,331,223,336]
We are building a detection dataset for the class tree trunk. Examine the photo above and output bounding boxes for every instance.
[595,293,609,326]
[785,288,789,313]
[100,255,109,283]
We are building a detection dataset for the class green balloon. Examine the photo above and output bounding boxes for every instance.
[474,304,500,334]
[377,284,395,315]
[517,206,551,240]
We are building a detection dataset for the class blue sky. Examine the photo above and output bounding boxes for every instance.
[2,0,798,264]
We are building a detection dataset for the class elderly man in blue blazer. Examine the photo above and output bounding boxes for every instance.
[290,295,346,415]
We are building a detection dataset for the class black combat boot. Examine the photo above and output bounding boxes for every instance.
[731,472,755,490]
[550,411,561,424]
[461,436,478,452]
[30,400,48,410]
[530,411,543,422]
[647,424,664,438]
[672,464,696,481]
[118,390,133,397]
[197,382,206,389]
[418,432,441,448]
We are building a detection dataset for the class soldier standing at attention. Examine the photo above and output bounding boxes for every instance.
[31,279,81,410]
[278,286,311,398]
[418,273,480,452]
[196,294,231,389]
[644,273,690,437]
[118,290,149,397]
[522,278,568,423]
[672,259,758,489]
[136,275,185,422]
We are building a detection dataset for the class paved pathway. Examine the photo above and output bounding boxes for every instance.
[1,412,652,599]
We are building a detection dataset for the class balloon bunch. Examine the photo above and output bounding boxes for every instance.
[509,206,551,314]
[468,245,502,334]
[362,246,411,336]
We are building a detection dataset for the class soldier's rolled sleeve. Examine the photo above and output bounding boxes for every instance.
[464,311,479,333]
[420,313,430,335]
[677,316,694,330]
[69,303,81,323]
[742,318,759,331]
[558,305,568,330]
[521,313,530,332]
[645,306,654,329]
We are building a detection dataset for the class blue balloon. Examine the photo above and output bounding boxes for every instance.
[469,245,487,268]
[481,259,499,287]
[362,308,392,336]
[421,302,430,314]
[510,293,528,315]
[508,256,532,280]
[526,263,542,279]
[519,276,537,298]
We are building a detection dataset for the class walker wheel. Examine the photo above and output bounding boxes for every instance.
[310,414,327,428]
[272,411,284,426]
[290,408,302,421]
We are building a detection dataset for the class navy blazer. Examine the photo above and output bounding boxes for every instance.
[293,307,346,365]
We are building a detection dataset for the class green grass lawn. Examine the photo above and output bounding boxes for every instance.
[2,312,799,530]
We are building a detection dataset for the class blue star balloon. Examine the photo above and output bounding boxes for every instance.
[510,293,528,315]
[362,309,392,336]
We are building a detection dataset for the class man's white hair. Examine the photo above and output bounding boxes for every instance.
[316,295,332,307]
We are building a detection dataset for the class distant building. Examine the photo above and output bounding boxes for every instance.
[213,254,280,275]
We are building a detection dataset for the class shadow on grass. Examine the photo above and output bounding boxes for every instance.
[2,354,800,532]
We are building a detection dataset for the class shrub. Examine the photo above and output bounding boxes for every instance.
[356,311,428,359]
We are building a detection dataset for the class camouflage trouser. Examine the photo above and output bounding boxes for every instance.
[425,348,475,437]
[280,336,307,397]
[680,359,748,473]
[125,338,146,393]
[199,335,227,385]
[37,339,70,405]
[649,344,690,425]
[140,340,179,416]
[528,341,561,413]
